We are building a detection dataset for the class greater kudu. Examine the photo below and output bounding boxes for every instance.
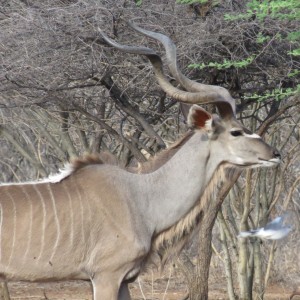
[0,23,281,300]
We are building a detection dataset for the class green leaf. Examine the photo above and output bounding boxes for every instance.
[288,49,300,56]
[176,0,209,4]
[288,70,300,77]
[256,32,270,44]
[245,85,299,102]
[189,56,255,70]
[135,0,143,6]
[288,31,300,42]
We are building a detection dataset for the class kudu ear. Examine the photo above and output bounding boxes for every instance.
[187,105,212,130]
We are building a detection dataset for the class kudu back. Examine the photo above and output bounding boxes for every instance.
[0,23,280,300]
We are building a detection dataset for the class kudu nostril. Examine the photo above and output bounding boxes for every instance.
[274,149,281,159]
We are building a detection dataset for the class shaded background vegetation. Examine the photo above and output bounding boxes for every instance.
[0,0,299,299]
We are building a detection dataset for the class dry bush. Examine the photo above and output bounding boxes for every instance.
[0,0,299,298]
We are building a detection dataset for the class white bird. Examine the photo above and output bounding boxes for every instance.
[238,216,292,240]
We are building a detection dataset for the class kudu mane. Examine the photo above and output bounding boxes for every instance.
[71,154,106,170]
[63,130,226,266]
[131,130,194,174]
[64,131,194,177]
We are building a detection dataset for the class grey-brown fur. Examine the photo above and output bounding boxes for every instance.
[0,24,281,300]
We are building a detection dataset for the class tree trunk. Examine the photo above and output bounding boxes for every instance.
[178,169,243,299]
[192,225,213,300]
[179,222,213,300]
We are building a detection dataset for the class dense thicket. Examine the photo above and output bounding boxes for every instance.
[0,1,299,299]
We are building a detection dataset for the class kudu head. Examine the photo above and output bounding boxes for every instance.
[99,22,281,168]
[187,105,280,167]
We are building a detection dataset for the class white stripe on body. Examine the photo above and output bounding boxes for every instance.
[5,190,17,268]
[22,186,33,261]
[47,183,61,263]
[71,176,85,247]
[62,181,75,250]
[33,184,47,261]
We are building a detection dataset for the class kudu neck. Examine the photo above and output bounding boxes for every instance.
[144,131,222,234]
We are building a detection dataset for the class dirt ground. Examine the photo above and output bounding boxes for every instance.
[5,276,298,300]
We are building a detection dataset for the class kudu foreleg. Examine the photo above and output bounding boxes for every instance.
[0,281,10,300]
[92,275,120,300]
[118,283,131,300]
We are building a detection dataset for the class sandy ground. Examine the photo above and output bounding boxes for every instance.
[5,278,297,300]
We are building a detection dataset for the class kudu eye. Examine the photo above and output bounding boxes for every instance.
[230,130,243,137]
